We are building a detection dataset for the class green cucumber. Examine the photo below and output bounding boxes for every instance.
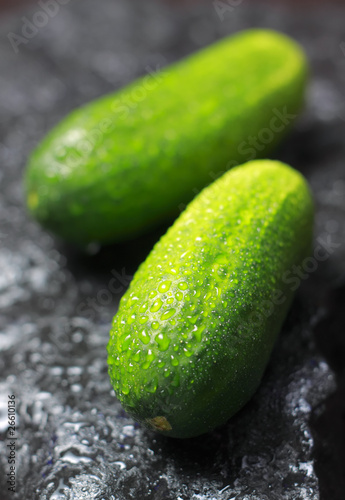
[107,160,314,438]
[25,30,307,245]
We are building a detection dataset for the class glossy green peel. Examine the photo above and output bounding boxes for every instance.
[107,160,314,438]
[25,29,308,245]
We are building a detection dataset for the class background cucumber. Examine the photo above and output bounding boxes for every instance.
[25,30,308,245]
[107,160,314,438]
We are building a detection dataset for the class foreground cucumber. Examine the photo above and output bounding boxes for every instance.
[107,160,314,438]
[25,30,307,245]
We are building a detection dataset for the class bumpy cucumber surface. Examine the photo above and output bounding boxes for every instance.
[107,160,314,438]
[25,30,307,245]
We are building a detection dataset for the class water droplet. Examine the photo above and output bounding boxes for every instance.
[149,290,157,299]
[121,382,130,395]
[139,315,148,324]
[139,303,148,313]
[193,325,205,343]
[161,308,176,321]
[188,315,198,325]
[139,329,150,345]
[152,321,159,330]
[176,291,183,301]
[150,298,163,312]
[183,348,193,357]
[215,254,228,265]
[145,377,158,393]
[155,332,171,351]
[132,350,141,362]
[178,282,188,290]
[158,281,172,293]
[166,297,174,305]
[121,335,132,351]
[107,355,115,365]
[141,349,155,370]
[128,314,136,325]
[170,355,179,367]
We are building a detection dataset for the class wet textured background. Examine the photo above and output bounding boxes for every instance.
[0,0,345,499]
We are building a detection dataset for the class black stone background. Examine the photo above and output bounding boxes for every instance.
[0,1,345,499]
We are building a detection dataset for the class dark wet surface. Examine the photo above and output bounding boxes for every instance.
[0,1,345,498]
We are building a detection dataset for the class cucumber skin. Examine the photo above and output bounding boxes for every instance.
[107,160,314,438]
[25,30,308,245]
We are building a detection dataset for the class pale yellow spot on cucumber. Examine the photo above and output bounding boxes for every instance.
[28,191,39,210]
[147,416,172,432]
